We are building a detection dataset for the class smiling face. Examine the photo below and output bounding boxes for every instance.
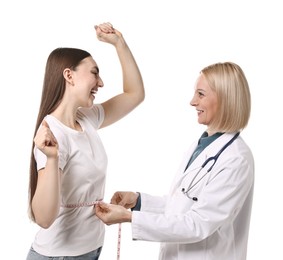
[71,56,104,108]
[190,73,218,129]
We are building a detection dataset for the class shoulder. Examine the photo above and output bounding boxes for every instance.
[42,115,70,167]
[43,115,69,149]
[208,132,254,171]
[44,115,67,137]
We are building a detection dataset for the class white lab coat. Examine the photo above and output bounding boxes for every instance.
[132,132,254,260]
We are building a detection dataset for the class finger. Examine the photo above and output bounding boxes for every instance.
[94,25,101,33]
[42,120,49,128]
[118,196,132,207]
[97,201,110,211]
[38,129,57,147]
[49,130,58,146]
[118,198,126,206]
[94,204,101,214]
[99,22,113,30]
[97,23,115,33]
[41,120,57,146]
[110,192,119,204]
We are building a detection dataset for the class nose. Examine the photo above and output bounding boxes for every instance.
[98,76,104,88]
[190,95,197,106]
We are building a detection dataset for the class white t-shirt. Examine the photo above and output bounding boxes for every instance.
[32,104,107,257]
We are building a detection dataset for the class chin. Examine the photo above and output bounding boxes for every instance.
[80,102,94,109]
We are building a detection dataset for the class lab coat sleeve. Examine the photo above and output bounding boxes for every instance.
[139,193,167,213]
[131,155,254,243]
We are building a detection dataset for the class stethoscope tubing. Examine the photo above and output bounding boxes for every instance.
[182,132,240,200]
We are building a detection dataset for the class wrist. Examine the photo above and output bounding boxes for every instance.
[131,192,141,211]
[115,37,128,50]
[47,154,59,162]
[124,210,132,222]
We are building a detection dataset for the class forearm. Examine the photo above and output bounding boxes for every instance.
[97,23,145,128]
[32,157,61,228]
[115,38,145,103]
[139,193,167,213]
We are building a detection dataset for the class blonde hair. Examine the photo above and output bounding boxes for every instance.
[201,62,251,133]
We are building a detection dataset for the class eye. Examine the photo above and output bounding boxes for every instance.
[91,71,99,78]
[198,91,205,97]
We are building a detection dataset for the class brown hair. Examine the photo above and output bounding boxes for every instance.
[28,48,91,221]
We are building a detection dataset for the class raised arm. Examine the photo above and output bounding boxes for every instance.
[95,22,145,128]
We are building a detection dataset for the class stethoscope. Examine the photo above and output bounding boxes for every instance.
[182,132,240,201]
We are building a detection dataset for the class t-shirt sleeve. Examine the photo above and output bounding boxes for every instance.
[33,122,68,172]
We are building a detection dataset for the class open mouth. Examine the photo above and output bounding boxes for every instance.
[91,90,97,97]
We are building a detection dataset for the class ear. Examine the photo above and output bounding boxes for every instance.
[63,68,74,85]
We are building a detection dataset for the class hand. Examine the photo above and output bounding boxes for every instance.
[95,201,132,225]
[34,120,58,158]
[110,191,139,209]
[94,22,123,46]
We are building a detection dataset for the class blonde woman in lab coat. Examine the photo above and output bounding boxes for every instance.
[95,62,254,260]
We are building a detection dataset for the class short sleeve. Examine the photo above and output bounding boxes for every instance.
[33,120,69,172]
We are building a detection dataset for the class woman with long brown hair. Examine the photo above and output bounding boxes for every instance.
[26,22,144,260]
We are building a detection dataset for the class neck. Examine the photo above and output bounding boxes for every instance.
[51,107,81,131]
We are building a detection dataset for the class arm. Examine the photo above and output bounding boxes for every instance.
[111,191,167,213]
[95,192,167,224]
[32,121,61,229]
[131,156,254,243]
[97,154,254,242]
[95,22,145,128]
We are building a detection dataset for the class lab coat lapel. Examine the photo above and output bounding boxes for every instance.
[185,132,236,174]
[169,143,196,193]
[184,132,236,176]
[171,133,236,193]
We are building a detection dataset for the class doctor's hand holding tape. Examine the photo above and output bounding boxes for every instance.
[95,62,254,260]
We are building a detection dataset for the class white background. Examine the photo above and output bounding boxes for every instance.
[0,0,282,259]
